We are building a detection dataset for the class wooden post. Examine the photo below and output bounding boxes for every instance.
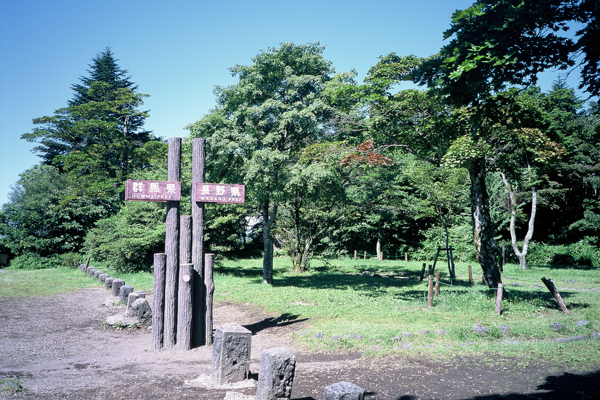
[164,137,181,349]
[432,247,441,273]
[435,270,442,296]
[364,251,366,260]
[419,263,426,282]
[541,277,569,313]
[381,253,384,262]
[205,253,215,345]
[495,283,503,315]
[468,265,473,285]
[177,216,193,350]
[84,257,90,273]
[191,138,206,347]
[180,215,192,264]
[428,273,434,308]
[177,263,194,350]
[152,253,166,351]
[354,250,357,261]
[405,252,408,262]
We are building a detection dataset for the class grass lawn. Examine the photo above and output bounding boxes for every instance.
[2,256,599,365]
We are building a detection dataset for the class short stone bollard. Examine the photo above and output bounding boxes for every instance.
[324,381,364,400]
[87,268,97,277]
[127,292,143,309]
[212,323,252,385]
[111,279,125,297]
[125,298,153,326]
[99,273,109,283]
[104,277,114,291]
[93,270,103,279]
[256,347,296,400]
[119,285,134,304]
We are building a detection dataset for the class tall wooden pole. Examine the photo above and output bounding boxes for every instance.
[152,253,167,351]
[191,138,206,347]
[177,263,194,350]
[205,253,215,345]
[180,215,192,264]
[164,137,181,348]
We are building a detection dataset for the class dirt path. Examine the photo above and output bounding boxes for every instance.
[1,285,599,399]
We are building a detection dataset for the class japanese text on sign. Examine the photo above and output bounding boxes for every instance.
[125,180,181,202]
[194,183,245,204]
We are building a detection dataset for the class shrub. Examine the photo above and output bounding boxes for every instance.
[9,253,62,270]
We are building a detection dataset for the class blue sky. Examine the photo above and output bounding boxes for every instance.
[0,0,584,206]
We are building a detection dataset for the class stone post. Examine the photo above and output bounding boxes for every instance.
[119,285,134,304]
[256,347,296,400]
[111,279,125,297]
[324,381,364,400]
[212,323,252,385]
[104,277,114,291]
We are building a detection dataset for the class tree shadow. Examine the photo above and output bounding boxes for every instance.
[455,369,600,399]
[243,313,308,335]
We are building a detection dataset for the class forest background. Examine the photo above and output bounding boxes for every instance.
[1,0,599,284]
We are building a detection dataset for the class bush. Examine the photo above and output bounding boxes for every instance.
[59,252,81,268]
[9,253,62,270]
[525,238,600,267]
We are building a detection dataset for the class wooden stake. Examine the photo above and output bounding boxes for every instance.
[84,257,90,273]
[364,251,366,260]
[177,263,194,350]
[164,137,181,349]
[541,277,569,313]
[205,253,215,345]
[191,138,206,347]
[152,253,166,351]
[495,283,503,315]
[428,274,434,308]
[419,263,426,282]
[354,250,357,261]
[435,270,442,296]
[405,252,408,262]
[468,265,473,285]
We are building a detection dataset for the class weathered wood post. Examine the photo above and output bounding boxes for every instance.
[435,270,442,296]
[419,263,426,282]
[427,266,434,308]
[192,138,206,348]
[405,252,408,262]
[177,215,193,350]
[164,137,182,349]
[495,283,503,315]
[541,277,569,313]
[152,253,167,351]
[468,265,473,285]
[354,250,357,261]
[205,253,215,345]
[177,263,194,350]
[363,251,366,260]
[84,257,90,273]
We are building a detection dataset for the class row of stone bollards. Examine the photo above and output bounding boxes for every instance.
[79,261,152,326]
[212,322,364,400]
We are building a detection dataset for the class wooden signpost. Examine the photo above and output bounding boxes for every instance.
[126,137,245,351]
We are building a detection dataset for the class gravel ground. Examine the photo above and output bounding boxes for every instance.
[1,281,599,399]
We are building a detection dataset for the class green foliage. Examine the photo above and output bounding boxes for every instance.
[416,0,600,105]
[8,253,63,270]
[84,201,166,272]
[0,165,112,258]
[523,239,600,267]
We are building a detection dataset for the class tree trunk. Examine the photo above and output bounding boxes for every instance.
[468,158,502,288]
[262,201,277,284]
[376,224,382,261]
[500,173,537,271]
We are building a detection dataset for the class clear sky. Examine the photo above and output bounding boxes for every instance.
[0,0,584,206]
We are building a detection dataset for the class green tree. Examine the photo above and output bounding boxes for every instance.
[187,42,356,283]
[22,49,155,202]
[0,166,110,257]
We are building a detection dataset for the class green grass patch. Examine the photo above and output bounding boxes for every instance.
[214,257,600,364]
[1,256,599,366]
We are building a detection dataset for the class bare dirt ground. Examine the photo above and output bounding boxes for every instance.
[1,281,599,399]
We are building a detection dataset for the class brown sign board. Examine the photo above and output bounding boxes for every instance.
[195,183,245,204]
[125,179,181,202]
